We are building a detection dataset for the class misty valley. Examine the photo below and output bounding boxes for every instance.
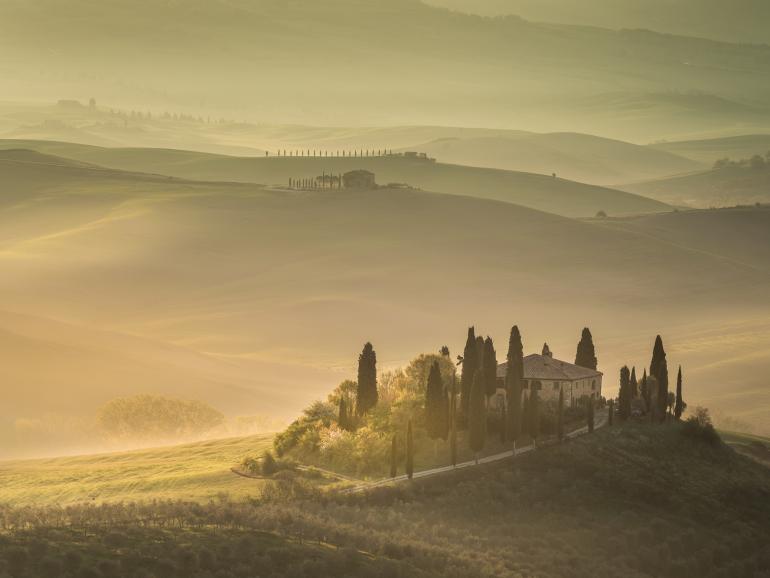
[1,1,769,577]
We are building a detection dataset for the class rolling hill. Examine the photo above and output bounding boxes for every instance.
[2,150,770,456]
[400,132,703,185]
[0,140,672,218]
[427,0,770,45]
[620,165,770,208]
[650,134,770,165]
[1,0,769,140]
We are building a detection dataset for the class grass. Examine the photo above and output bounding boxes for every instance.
[0,435,273,506]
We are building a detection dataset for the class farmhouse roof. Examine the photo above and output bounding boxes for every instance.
[497,354,602,382]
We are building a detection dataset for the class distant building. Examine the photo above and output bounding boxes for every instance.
[342,170,376,189]
[494,343,603,409]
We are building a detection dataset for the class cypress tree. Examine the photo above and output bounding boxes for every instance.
[338,398,348,431]
[505,326,524,451]
[574,327,598,370]
[557,387,564,442]
[647,376,659,423]
[483,337,498,398]
[500,402,508,444]
[468,368,487,463]
[630,367,638,399]
[588,397,595,433]
[674,366,684,420]
[608,399,614,426]
[640,369,650,412]
[459,327,478,426]
[619,365,631,420]
[425,362,448,443]
[390,435,397,478]
[406,420,414,480]
[650,336,669,422]
[449,377,458,467]
[449,376,458,467]
[529,386,540,446]
[356,342,378,416]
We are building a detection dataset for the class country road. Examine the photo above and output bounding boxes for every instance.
[343,408,609,494]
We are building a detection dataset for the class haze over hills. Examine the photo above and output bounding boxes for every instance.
[427,0,770,45]
[0,140,672,218]
[2,0,770,140]
[1,150,769,457]
[620,164,770,207]
[0,102,707,185]
[650,134,770,165]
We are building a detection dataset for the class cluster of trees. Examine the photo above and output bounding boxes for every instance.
[273,149,394,157]
[95,395,225,443]
[713,151,770,170]
[288,174,343,190]
[616,335,686,423]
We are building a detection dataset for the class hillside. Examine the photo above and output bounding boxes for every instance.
[427,0,770,45]
[0,104,704,185]
[2,151,770,456]
[0,141,672,218]
[651,134,770,164]
[400,132,703,185]
[1,0,769,140]
[620,165,770,207]
[2,423,769,577]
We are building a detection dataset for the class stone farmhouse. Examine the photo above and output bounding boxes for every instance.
[495,343,603,408]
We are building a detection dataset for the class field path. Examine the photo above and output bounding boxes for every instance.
[343,409,608,493]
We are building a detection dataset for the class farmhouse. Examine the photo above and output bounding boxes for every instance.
[495,343,603,408]
[343,170,376,189]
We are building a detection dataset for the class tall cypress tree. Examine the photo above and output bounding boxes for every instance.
[338,398,348,431]
[674,366,684,420]
[406,420,414,480]
[468,368,487,463]
[483,337,498,398]
[630,367,638,399]
[619,365,631,420]
[449,377,458,467]
[505,326,524,451]
[640,369,650,412]
[459,327,478,426]
[529,386,540,446]
[425,361,443,439]
[356,342,378,416]
[650,336,669,422]
[390,435,397,478]
[557,387,564,442]
[574,327,598,370]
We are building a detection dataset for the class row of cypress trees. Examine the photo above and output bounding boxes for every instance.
[616,335,686,423]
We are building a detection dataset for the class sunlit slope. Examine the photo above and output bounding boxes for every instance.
[2,152,769,435]
[427,0,770,45]
[2,0,769,139]
[650,134,770,164]
[0,434,272,506]
[0,141,672,217]
[403,132,703,185]
[620,166,770,208]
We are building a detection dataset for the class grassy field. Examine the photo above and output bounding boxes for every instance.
[0,435,273,506]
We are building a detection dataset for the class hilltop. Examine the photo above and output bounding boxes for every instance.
[0,141,671,218]
[1,423,768,577]
[427,0,770,45]
[620,164,770,207]
[2,152,770,456]
[650,134,770,164]
[2,0,769,139]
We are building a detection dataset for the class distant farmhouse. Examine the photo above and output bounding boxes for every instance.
[343,170,377,189]
[495,343,603,408]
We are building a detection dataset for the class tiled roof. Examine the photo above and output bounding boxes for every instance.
[497,354,602,382]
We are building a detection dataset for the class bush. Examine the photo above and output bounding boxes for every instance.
[681,407,721,446]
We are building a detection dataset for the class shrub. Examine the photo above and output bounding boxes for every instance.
[261,451,278,476]
[681,407,721,446]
